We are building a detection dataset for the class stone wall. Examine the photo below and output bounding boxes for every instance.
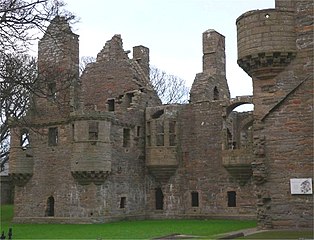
[0,176,14,204]
[237,0,313,229]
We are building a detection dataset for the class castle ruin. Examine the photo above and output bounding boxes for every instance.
[9,0,313,229]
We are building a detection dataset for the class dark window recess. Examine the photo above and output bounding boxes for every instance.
[147,136,151,147]
[72,124,75,141]
[156,121,164,146]
[88,122,99,141]
[48,127,58,146]
[146,122,151,146]
[125,92,134,108]
[152,109,164,119]
[120,197,126,208]
[47,82,57,100]
[108,99,115,111]
[123,128,130,147]
[213,86,219,100]
[191,192,199,207]
[137,126,141,137]
[20,129,30,149]
[155,188,164,210]
[169,121,176,146]
[227,191,236,207]
[46,196,55,216]
[227,128,232,149]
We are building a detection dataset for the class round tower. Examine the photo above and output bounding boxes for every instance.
[236,8,296,80]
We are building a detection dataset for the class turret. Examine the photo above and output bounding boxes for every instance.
[236,4,296,80]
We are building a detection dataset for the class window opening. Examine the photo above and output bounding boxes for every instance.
[227,128,235,149]
[227,191,236,207]
[125,92,134,108]
[46,196,55,216]
[108,99,115,111]
[152,109,164,119]
[48,127,58,146]
[213,86,219,100]
[123,128,130,147]
[156,121,164,146]
[88,121,99,142]
[191,192,199,207]
[169,121,176,146]
[146,122,151,147]
[120,197,126,208]
[47,82,57,100]
[20,129,30,149]
[72,124,75,141]
[137,126,141,137]
[155,187,164,210]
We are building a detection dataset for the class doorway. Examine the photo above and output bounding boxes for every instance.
[46,196,55,216]
[155,187,164,210]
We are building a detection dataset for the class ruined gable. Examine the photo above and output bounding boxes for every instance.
[80,35,160,112]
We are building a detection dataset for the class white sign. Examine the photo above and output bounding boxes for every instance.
[290,178,313,194]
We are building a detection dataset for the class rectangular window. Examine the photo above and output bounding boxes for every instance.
[125,92,134,108]
[169,121,176,146]
[123,128,130,147]
[156,121,164,146]
[108,99,115,111]
[191,192,199,207]
[137,126,141,137]
[48,127,58,146]
[47,82,57,100]
[227,191,236,207]
[120,197,126,209]
[20,129,30,149]
[88,122,99,141]
[146,122,151,147]
[72,124,75,141]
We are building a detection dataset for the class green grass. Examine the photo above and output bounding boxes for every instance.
[1,205,256,239]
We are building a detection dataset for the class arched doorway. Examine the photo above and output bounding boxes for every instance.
[155,187,164,210]
[46,196,55,216]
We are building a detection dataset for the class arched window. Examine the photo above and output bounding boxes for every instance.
[213,87,219,100]
[46,196,55,216]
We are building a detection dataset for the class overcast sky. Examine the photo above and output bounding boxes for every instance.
[64,0,274,98]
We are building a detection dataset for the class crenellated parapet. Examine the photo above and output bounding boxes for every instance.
[237,9,296,79]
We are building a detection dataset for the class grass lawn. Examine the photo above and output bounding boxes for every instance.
[1,205,257,239]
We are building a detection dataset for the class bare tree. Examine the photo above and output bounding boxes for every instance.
[0,53,37,171]
[0,0,75,54]
[79,56,95,76]
[0,0,75,172]
[150,66,189,104]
